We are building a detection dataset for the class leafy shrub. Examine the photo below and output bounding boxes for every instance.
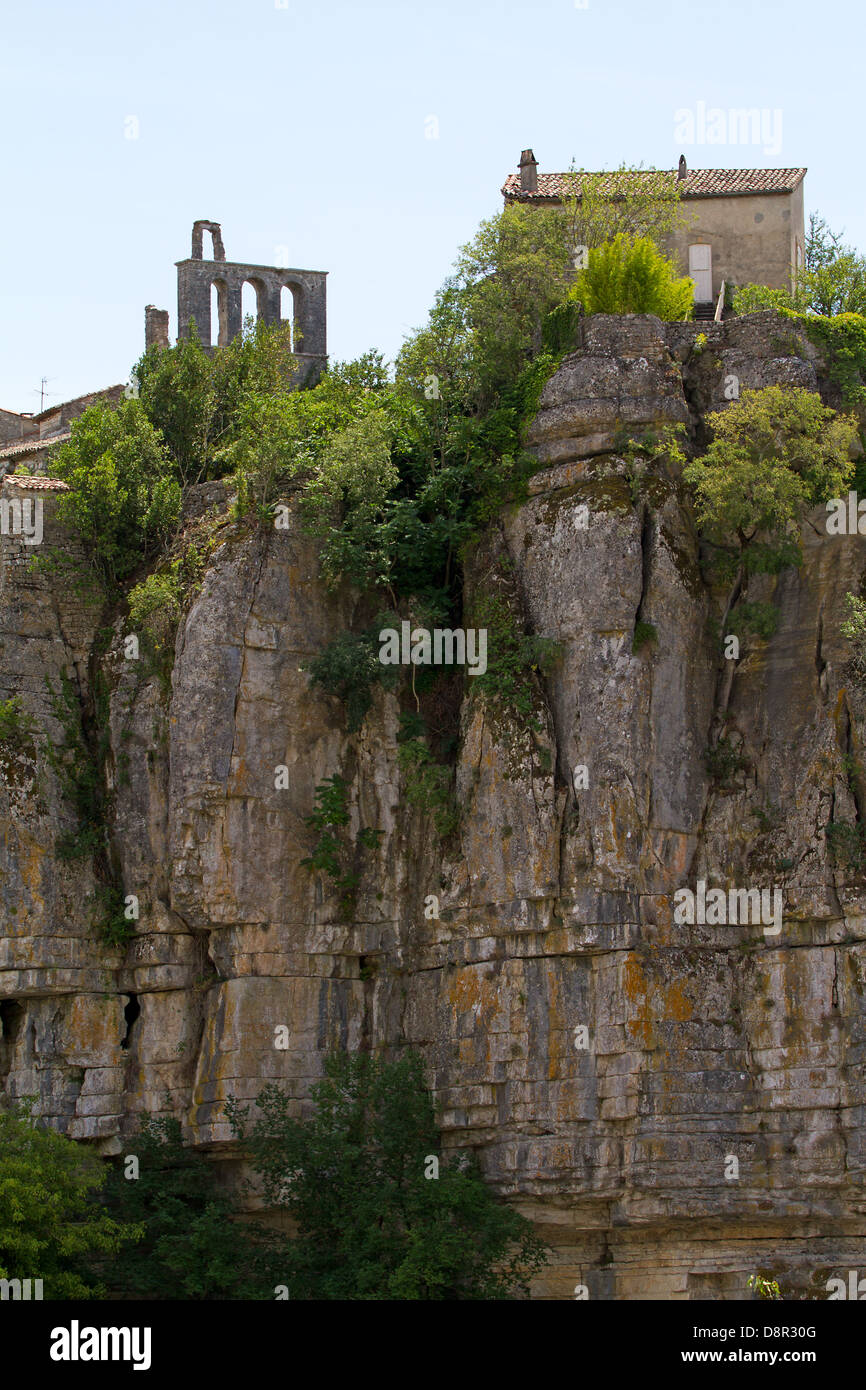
[306,621,399,733]
[471,594,561,723]
[88,882,134,949]
[632,620,658,653]
[727,601,779,640]
[0,1101,140,1298]
[705,737,746,787]
[396,726,459,837]
[825,819,866,872]
[226,1051,548,1300]
[53,400,181,591]
[732,284,795,314]
[300,775,381,917]
[571,233,694,319]
[684,387,858,625]
[841,591,866,673]
[542,300,583,354]
[95,1115,281,1299]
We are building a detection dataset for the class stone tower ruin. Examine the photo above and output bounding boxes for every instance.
[145,220,327,380]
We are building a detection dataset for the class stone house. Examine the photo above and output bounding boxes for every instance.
[502,151,806,313]
[0,385,124,481]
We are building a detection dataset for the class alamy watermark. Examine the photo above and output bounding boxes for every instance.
[825,492,866,534]
[0,496,43,545]
[378,622,487,676]
[1,1277,43,1300]
[673,102,783,158]
[673,880,782,935]
[49,1321,151,1370]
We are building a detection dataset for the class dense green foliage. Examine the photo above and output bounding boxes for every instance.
[685,387,856,552]
[0,1102,139,1297]
[300,775,383,915]
[685,386,857,649]
[53,400,180,592]
[571,233,694,319]
[94,1116,280,1299]
[396,731,460,837]
[43,667,132,945]
[470,591,561,722]
[227,1051,547,1299]
[136,319,300,486]
[801,312,866,410]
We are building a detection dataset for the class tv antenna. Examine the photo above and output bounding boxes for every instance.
[33,377,57,411]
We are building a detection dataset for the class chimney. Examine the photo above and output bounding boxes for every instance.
[678,154,687,181]
[519,148,538,194]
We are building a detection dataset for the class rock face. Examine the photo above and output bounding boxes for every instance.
[2,314,866,1300]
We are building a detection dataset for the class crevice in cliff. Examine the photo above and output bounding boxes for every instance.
[633,503,654,633]
[815,605,828,700]
[120,993,140,1051]
[0,999,25,1084]
[839,693,864,826]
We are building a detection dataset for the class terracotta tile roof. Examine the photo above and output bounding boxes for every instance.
[502,168,807,202]
[0,432,72,460]
[1,474,70,491]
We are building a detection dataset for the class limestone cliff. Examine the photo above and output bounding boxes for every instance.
[2,313,866,1300]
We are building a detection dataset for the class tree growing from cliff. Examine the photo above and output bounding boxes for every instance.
[451,168,686,397]
[0,1101,140,1298]
[685,385,858,677]
[53,398,181,592]
[94,1115,284,1299]
[453,202,575,397]
[570,233,694,319]
[227,1051,547,1300]
[136,318,302,486]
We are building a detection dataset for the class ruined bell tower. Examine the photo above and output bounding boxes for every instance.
[145,220,327,381]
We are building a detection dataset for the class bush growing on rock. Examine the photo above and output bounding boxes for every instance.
[227,1051,548,1300]
[570,233,695,319]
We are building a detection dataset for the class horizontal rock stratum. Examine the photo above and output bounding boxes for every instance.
[2,313,865,1300]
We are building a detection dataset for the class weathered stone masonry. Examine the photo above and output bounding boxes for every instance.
[146,220,327,383]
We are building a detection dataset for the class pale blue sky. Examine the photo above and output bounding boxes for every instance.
[1,0,863,412]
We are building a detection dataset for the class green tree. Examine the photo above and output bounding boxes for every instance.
[136,319,302,486]
[227,1051,548,1300]
[571,233,694,318]
[684,386,858,636]
[453,202,575,396]
[0,1101,140,1298]
[222,349,391,514]
[95,1115,282,1299]
[53,399,181,591]
[560,163,686,251]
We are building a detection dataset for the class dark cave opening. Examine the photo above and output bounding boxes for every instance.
[0,999,25,1083]
[120,994,141,1051]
